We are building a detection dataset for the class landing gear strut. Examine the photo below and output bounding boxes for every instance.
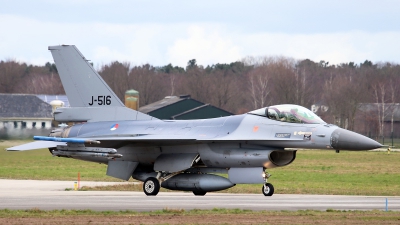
[262,171,274,196]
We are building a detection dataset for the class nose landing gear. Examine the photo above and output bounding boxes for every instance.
[262,171,274,196]
[262,183,274,196]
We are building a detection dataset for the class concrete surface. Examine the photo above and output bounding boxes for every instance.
[0,179,399,211]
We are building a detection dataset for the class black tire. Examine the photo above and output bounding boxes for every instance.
[143,177,160,196]
[262,183,274,196]
[193,191,207,196]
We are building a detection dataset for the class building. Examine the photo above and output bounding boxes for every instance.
[0,94,53,139]
[139,95,233,120]
[311,101,400,139]
[37,94,70,107]
[357,103,400,138]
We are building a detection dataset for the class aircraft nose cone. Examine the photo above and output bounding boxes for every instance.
[331,128,382,150]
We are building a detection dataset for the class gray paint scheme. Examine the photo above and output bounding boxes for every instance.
[49,45,154,122]
[154,153,199,173]
[48,45,123,108]
[228,167,264,184]
[54,107,155,122]
[106,161,138,181]
[7,45,383,196]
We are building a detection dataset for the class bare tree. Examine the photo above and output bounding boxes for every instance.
[15,73,64,94]
[99,61,130,101]
[0,60,27,93]
[248,66,271,109]
[128,64,168,106]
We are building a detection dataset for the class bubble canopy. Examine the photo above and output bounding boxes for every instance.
[248,104,326,124]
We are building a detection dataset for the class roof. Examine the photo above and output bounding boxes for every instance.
[0,94,53,118]
[139,96,181,114]
[125,89,139,95]
[359,103,400,122]
[172,104,233,120]
[139,95,204,119]
[36,95,70,107]
[139,95,233,120]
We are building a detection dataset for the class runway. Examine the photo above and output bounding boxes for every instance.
[1,179,399,211]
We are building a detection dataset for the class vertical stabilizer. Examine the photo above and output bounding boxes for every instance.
[49,45,155,122]
[49,45,123,107]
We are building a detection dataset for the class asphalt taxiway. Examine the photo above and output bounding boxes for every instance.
[0,179,399,211]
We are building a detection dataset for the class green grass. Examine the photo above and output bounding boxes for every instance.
[266,150,400,196]
[0,140,121,181]
[378,138,400,147]
[0,208,398,217]
[1,140,400,195]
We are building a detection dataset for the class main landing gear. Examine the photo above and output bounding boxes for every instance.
[262,171,274,196]
[143,173,208,196]
[143,177,160,196]
[143,171,180,196]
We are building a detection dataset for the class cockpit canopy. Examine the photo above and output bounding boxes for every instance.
[248,104,326,124]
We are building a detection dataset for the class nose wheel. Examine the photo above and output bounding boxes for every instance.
[262,183,274,196]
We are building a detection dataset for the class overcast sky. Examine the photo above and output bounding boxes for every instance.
[1,0,399,68]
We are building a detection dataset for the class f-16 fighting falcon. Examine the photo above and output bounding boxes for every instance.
[7,45,382,196]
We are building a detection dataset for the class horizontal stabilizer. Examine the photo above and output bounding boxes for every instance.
[6,141,66,151]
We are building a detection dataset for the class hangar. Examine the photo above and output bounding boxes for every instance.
[139,95,233,120]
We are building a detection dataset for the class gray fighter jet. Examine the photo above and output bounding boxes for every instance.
[7,45,382,196]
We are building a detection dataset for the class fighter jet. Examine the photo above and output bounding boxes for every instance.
[7,45,382,196]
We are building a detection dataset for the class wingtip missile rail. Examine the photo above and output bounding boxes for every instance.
[33,136,101,144]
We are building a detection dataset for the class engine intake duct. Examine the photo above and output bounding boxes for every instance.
[269,150,297,167]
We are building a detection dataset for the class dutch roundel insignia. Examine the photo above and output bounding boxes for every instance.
[110,123,119,131]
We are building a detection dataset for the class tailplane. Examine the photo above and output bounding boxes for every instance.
[49,45,155,122]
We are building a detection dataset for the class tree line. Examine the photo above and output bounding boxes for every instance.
[1,57,400,138]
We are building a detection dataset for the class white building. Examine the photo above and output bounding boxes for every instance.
[0,94,54,138]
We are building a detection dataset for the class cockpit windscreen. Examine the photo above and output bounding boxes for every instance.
[248,104,326,124]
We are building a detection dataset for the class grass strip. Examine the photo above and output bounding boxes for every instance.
[0,208,399,217]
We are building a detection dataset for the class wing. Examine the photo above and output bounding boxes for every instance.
[6,141,66,151]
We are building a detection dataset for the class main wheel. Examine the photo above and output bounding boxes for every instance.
[262,183,274,196]
[193,191,207,196]
[143,177,160,196]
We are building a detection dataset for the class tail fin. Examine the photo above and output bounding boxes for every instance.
[49,45,155,122]
[49,45,124,107]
